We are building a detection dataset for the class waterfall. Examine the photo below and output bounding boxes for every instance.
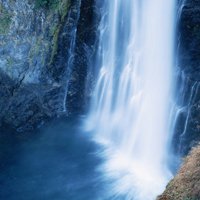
[85,0,175,199]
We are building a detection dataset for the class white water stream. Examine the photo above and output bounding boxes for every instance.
[85,0,175,199]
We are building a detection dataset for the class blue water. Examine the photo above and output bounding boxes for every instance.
[0,118,124,200]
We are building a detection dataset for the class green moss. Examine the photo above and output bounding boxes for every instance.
[57,0,70,21]
[35,0,60,10]
[48,0,70,65]
[35,0,70,14]
[34,0,70,66]
[6,57,14,66]
[28,36,50,68]
[49,24,61,65]
[0,4,12,35]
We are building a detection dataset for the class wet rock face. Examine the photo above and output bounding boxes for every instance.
[66,0,100,114]
[0,0,99,132]
[0,0,51,83]
[173,0,200,155]
[0,71,64,132]
[179,0,200,80]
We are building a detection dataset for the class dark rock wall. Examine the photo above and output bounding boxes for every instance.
[173,0,200,155]
[66,0,100,114]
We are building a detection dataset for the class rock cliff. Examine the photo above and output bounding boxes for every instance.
[173,0,200,155]
[0,0,98,132]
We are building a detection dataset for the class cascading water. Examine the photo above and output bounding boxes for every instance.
[85,0,175,199]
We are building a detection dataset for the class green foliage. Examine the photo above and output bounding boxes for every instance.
[48,0,70,65]
[0,4,12,34]
[35,0,59,9]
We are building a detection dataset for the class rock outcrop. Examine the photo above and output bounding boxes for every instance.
[157,145,200,200]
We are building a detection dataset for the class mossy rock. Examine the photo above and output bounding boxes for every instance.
[35,0,59,9]
[35,0,70,12]
[48,0,70,65]
[0,4,12,35]
[34,0,70,66]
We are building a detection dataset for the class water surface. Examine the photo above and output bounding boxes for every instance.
[0,118,115,200]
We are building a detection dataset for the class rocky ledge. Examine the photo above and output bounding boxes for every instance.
[157,144,200,200]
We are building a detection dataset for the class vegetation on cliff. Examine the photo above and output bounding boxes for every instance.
[35,0,59,9]
[35,0,71,66]
[35,0,70,15]
[0,3,12,34]
[157,145,200,200]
